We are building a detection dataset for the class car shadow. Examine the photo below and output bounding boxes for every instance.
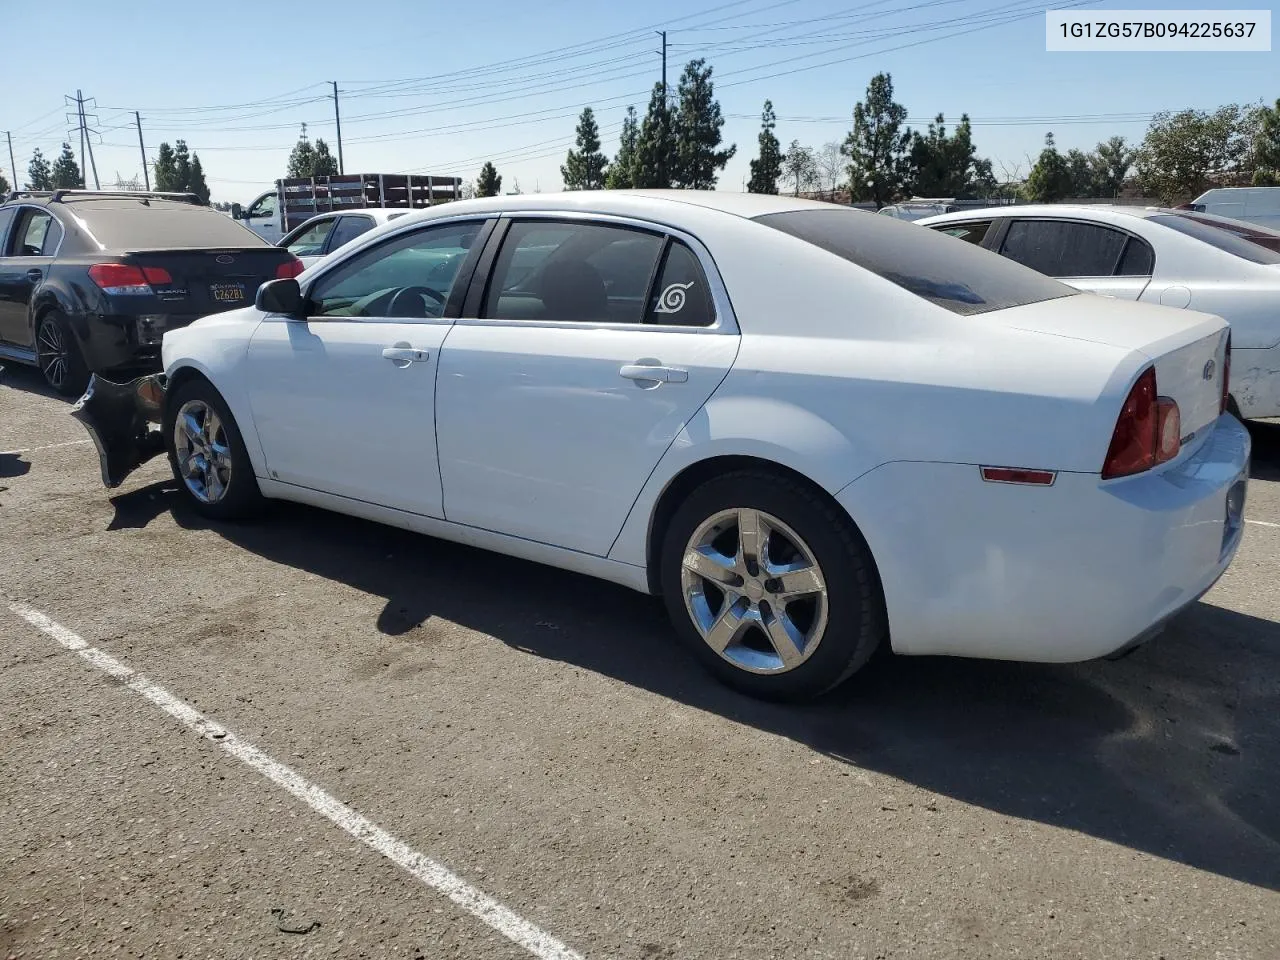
[107,481,1280,892]
[1245,417,1280,481]
[0,361,68,403]
[0,454,31,479]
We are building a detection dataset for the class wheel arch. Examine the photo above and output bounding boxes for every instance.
[162,359,269,479]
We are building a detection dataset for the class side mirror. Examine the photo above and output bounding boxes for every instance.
[256,278,304,315]
[230,203,243,220]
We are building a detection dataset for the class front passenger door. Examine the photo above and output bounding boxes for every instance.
[244,218,491,517]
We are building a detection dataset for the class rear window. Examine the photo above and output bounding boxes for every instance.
[1149,212,1280,264]
[755,209,1075,316]
[68,200,270,250]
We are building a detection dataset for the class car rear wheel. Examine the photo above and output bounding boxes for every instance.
[36,312,89,398]
[660,470,887,701]
[163,378,264,520]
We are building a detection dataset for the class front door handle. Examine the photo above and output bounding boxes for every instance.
[382,346,429,365]
[25,268,42,283]
[619,362,688,384]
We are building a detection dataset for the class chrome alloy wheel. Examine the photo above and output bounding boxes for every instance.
[36,317,69,391]
[173,399,232,504]
[680,508,829,674]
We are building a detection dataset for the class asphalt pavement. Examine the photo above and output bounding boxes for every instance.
[2,362,1278,960]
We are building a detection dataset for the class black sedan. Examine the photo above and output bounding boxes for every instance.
[0,190,303,396]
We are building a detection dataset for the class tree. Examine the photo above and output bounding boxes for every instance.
[311,138,340,177]
[747,100,782,194]
[0,171,9,195]
[842,72,911,207]
[286,124,318,179]
[173,140,192,194]
[188,155,211,203]
[633,82,677,188]
[561,107,609,190]
[1136,105,1257,204]
[153,142,178,192]
[813,141,843,196]
[606,106,639,189]
[1024,133,1074,202]
[781,140,817,196]
[906,114,991,197]
[1253,98,1280,185]
[672,59,735,189]
[27,149,53,190]
[49,143,83,189]
[476,162,502,197]
[1090,136,1134,197]
[1064,148,1095,197]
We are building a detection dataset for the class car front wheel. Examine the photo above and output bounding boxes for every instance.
[660,470,887,702]
[163,378,265,520]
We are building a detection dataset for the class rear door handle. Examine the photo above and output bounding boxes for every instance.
[620,362,688,384]
[25,269,42,283]
[382,346,429,363]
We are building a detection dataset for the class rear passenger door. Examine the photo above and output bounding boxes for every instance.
[325,215,376,255]
[434,216,740,556]
[995,218,1154,300]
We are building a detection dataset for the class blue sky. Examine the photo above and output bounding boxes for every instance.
[0,0,1274,203]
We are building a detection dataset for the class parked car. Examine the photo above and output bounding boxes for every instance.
[1188,186,1280,229]
[279,208,410,268]
[0,190,304,396]
[916,204,1280,420]
[71,191,1248,701]
[876,201,955,221]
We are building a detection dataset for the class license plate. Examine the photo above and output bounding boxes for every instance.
[210,282,246,303]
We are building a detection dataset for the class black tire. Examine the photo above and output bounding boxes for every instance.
[163,377,265,520]
[36,311,89,398]
[659,469,887,702]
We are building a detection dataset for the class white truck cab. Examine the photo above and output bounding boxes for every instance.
[232,190,282,244]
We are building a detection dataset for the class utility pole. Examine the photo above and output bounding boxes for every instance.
[656,31,667,105]
[332,81,345,175]
[5,131,15,192]
[135,112,150,191]
[77,91,87,184]
[78,91,100,189]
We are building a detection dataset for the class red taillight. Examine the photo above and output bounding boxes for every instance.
[1101,367,1181,479]
[88,262,152,295]
[1221,331,1232,415]
[142,266,172,284]
[276,258,304,279]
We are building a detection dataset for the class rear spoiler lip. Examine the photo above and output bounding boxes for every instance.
[120,247,284,255]
[69,374,169,489]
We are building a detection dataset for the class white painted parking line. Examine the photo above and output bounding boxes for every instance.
[1246,519,1280,528]
[6,601,587,960]
[0,438,91,456]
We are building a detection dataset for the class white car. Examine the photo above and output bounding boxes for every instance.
[72,191,1249,701]
[916,204,1280,420]
[278,208,410,268]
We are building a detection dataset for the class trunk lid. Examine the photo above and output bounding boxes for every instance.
[128,247,291,313]
[993,292,1230,444]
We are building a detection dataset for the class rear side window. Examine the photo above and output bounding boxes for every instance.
[754,209,1074,316]
[999,220,1129,277]
[328,215,375,251]
[1149,212,1280,263]
[1115,237,1155,276]
[645,241,714,326]
[12,210,58,256]
[69,201,268,249]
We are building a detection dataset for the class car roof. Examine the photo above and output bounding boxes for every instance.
[916,203,1174,225]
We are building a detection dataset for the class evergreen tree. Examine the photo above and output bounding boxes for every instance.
[49,143,83,189]
[907,114,988,197]
[561,107,609,190]
[1090,136,1135,197]
[188,154,211,203]
[747,100,781,194]
[286,124,318,179]
[476,161,502,197]
[633,83,676,188]
[173,140,192,193]
[1024,133,1074,202]
[606,106,639,189]
[1064,148,1096,197]
[672,59,735,189]
[27,148,53,190]
[153,142,179,191]
[312,138,340,177]
[842,72,911,207]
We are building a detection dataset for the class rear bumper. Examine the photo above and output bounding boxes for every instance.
[76,313,204,374]
[836,414,1251,662]
[69,374,168,488]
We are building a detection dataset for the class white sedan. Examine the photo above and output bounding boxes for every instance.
[72,191,1250,701]
[916,204,1280,420]
[278,207,410,268]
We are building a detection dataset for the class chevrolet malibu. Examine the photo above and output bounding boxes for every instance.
[72,191,1250,701]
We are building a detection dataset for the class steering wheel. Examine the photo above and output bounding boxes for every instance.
[387,285,446,317]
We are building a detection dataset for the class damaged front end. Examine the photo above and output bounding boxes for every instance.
[70,374,169,488]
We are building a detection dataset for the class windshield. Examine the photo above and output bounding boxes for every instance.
[754,208,1075,315]
[1149,212,1280,263]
